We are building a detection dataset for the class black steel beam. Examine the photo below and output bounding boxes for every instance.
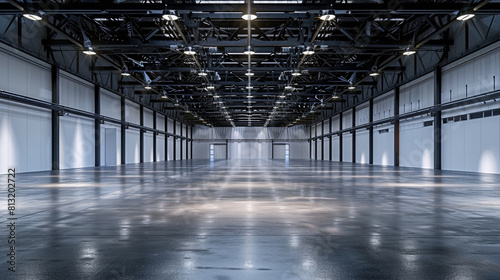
[369,98,374,165]
[339,112,343,162]
[121,96,126,165]
[394,87,400,167]
[153,111,157,163]
[51,65,60,171]
[434,66,442,170]
[140,105,144,163]
[95,84,101,167]
[352,107,356,163]
[173,120,176,160]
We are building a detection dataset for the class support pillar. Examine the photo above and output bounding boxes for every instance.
[394,86,400,167]
[434,66,442,170]
[51,65,60,170]
[94,84,101,167]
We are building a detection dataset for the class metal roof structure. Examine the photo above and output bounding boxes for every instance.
[2,0,499,127]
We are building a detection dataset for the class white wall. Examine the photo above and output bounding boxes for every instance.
[60,73,94,112]
[373,124,394,166]
[323,137,330,160]
[0,101,52,174]
[167,136,174,161]
[0,45,52,102]
[100,123,121,166]
[343,133,353,162]
[399,118,434,169]
[332,135,340,161]
[175,138,181,160]
[144,133,154,163]
[100,89,121,120]
[126,129,140,164]
[60,116,95,169]
[156,115,165,161]
[442,103,500,174]
[400,73,434,113]
[356,130,369,164]
[229,142,271,159]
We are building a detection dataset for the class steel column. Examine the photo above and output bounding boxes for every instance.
[394,86,400,167]
[434,66,442,170]
[94,84,100,167]
[352,106,356,163]
[121,96,126,165]
[51,65,60,170]
[339,112,343,162]
[173,120,176,160]
[140,105,144,163]
[369,98,374,165]
[153,111,157,162]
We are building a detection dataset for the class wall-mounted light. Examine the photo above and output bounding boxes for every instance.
[162,10,179,21]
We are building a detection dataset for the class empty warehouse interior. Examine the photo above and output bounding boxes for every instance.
[1,0,500,279]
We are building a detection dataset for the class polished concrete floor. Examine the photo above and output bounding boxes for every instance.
[2,159,500,279]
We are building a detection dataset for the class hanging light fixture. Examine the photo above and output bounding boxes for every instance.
[162,10,179,21]
[184,46,196,55]
[348,85,356,90]
[242,0,257,20]
[245,70,254,76]
[23,9,42,21]
[244,46,255,55]
[198,70,208,76]
[402,47,417,56]
[144,85,152,90]
[121,71,131,76]
[369,71,380,77]
[457,8,475,21]
[320,10,336,21]
[302,46,315,55]
[291,70,301,76]
[82,46,96,56]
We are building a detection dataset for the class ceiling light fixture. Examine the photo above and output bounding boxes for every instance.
[402,47,416,56]
[184,46,196,55]
[82,46,96,56]
[242,13,257,21]
[198,70,208,76]
[348,85,356,90]
[457,8,475,21]
[162,10,178,21]
[144,85,152,90]
[369,71,380,77]
[244,46,255,55]
[291,70,301,76]
[245,70,254,76]
[302,46,315,55]
[23,10,42,21]
[320,10,336,21]
[121,71,131,76]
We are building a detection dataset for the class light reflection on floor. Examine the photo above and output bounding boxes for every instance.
[1,159,500,279]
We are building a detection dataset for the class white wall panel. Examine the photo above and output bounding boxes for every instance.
[323,137,330,160]
[144,108,154,128]
[229,142,271,159]
[332,136,340,161]
[144,133,154,163]
[399,118,434,169]
[157,115,165,133]
[0,48,51,101]
[60,116,95,169]
[373,124,394,166]
[342,133,353,162]
[125,101,140,125]
[317,138,323,159]
[356,104,370,125]
[442,46,500,103]
[324,119,330,134]
[167,137,174,160]
[167,118,174,134]
[192,142,210,159]
[0,102,51,174]
[290,142,309,159]
[176,122,182,136]
[60,73,94,112]
[156,135,165,161]
[175,138,181,160]
[356,130,369,164]
[442,113,500,174]
[100,89,121,120]
[343,109,353,128]
[332,115,340,131]
[100,123,121,166]
[126,129,140,164]
[400,74,433,113]
[373,91,394,121]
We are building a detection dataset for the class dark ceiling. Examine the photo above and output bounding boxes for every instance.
[3,0,498,127]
